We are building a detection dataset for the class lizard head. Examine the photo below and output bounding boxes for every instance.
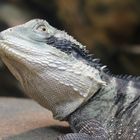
[0,19,106,120]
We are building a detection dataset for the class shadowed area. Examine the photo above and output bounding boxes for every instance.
[0,98,70,140]
[4,126,71,140]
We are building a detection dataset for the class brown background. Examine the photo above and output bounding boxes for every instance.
[0,0,140,97]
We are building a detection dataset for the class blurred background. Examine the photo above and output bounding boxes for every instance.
[0,0,140,97]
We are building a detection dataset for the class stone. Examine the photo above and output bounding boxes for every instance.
[0,98,70,140]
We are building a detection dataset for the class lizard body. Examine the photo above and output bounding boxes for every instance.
[0,19,140,140]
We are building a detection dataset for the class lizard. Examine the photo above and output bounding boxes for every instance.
[0,19,140,140]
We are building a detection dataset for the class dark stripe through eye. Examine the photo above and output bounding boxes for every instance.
[46,36,75,53]
[46,36,102,69]
[46,36,95,62]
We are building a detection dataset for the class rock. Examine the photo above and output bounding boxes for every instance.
[0,98,70,140]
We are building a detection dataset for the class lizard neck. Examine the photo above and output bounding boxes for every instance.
[67,72,139,130]
[67,72,116,126]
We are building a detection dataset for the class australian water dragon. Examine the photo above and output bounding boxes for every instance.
[0,19,140,140]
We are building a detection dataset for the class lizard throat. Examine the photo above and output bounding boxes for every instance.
[0,41,106,120]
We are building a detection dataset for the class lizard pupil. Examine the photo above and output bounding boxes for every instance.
[42,28,46,31]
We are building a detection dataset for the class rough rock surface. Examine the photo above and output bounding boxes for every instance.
[0,98,70,140]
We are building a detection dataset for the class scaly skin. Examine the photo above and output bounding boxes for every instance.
[0,19,140,140]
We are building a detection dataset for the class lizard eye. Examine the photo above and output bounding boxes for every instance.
[36,25,47,32]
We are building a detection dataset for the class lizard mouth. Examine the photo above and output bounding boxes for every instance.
[0,41,33,88]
